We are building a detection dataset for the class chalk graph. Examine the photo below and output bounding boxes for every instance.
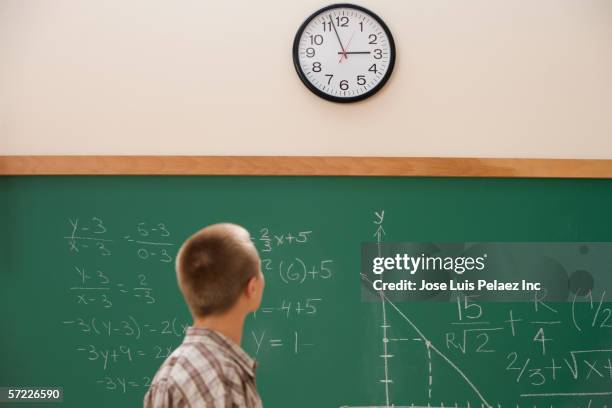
[340,209,492,408]
[342,210,612,408]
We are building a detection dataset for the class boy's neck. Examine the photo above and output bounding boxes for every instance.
[193,308,246,346]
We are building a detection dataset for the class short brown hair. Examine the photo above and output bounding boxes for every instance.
[176,223,260,316]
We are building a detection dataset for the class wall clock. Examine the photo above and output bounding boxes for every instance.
[292,3,396,103]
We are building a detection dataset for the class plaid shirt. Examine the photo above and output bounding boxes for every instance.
[144,327,262,408]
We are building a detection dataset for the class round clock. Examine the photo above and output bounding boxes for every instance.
[292,3,396,103]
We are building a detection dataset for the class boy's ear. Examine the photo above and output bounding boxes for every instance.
[245,275,258,297]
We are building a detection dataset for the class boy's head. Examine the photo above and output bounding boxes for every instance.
[175,223,264,317]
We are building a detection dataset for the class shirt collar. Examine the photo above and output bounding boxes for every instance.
[184,326,257,378]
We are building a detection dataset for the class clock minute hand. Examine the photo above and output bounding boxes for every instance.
[337,51,371,55]
[329,15,346,57]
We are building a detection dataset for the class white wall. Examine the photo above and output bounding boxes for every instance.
[1,0,611,158]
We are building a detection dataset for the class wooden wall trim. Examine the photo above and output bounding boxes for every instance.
[1,156,612,178]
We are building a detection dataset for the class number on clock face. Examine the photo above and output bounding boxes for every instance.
[293,4,395,102]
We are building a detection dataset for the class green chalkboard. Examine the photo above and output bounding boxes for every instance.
[2,176,612,408]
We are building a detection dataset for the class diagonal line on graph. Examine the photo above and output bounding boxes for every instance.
[361,273,492,408]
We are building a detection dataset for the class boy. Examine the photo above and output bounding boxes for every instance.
[144,223,265,408]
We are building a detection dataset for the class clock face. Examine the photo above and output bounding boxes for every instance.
[293,3,395,103]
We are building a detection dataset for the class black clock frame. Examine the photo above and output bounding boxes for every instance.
[292,3,396,103]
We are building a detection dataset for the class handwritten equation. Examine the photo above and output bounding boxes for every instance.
[65,217,175,263]
[60,219,326,397]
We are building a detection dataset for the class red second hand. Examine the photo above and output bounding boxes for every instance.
[339,31,356,63]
